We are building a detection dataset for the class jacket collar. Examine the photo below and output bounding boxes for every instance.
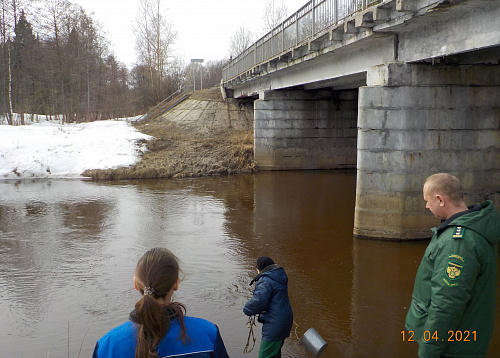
[435,203,482,234]
[249,264,279,285]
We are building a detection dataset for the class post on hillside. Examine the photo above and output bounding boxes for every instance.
[191,59,204,90]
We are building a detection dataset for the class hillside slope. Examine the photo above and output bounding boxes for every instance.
[83,88,255,180]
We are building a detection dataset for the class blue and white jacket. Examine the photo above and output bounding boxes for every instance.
[92,315,229,358]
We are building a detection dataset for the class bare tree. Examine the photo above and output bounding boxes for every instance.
[262,0,288,33]
[133,0,177,106]
[200,59,227,89]
[37,0,73,122]
[228,26,254,59]
[1,0,14,124]
[101,54,133,119]
[31,0,118,122]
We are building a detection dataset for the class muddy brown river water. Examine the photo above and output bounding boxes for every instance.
[0,170,499,357]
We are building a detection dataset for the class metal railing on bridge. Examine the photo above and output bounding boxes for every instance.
[222,0,380,83]
[136,85,194,123]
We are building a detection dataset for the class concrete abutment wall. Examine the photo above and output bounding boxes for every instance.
[354,62,500,239]
[251,63,499,240]
[254,89,358,170]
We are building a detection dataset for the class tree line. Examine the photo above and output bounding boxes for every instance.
[0,0,227,125]
[0,0,288,125]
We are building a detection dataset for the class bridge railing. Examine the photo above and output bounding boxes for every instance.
[223,0,380,83]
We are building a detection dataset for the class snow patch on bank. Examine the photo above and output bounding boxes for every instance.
[0,119,152,179]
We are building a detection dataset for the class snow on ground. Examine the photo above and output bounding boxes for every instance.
[0,117,152,179]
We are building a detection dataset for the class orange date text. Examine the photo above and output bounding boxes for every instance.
[401,330,476,342]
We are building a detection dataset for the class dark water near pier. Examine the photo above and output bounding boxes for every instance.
[0,170,499,357]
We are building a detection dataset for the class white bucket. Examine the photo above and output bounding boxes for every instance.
[299,327,328,357]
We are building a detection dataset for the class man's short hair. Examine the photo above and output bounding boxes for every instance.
[424,173,464,205]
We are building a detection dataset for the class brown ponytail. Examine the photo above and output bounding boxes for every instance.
[133,248,187,358]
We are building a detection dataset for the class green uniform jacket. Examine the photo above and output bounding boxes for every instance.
[405,200,500,358]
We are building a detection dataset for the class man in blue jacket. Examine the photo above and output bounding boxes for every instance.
[243,256,294,358]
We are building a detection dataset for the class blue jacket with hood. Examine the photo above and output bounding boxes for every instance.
[243,264,293,342]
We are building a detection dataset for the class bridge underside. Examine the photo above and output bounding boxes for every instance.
[254,88,358,170]
[252,63,500,240]
[224,0,500,240]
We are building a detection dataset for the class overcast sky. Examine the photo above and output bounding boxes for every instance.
[75,0,308,68]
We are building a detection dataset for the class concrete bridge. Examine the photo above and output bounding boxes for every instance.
[221,0,500,240]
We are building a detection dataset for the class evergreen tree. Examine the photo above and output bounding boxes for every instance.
[11,10,39,119]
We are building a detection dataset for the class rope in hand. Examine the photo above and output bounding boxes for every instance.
[243,315,257,354]
[293,320,300,340]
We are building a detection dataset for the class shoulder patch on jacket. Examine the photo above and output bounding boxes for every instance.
[443,277,460,287]
[452,226,465,239]
[448,254,466,263]
[443,260,464,287]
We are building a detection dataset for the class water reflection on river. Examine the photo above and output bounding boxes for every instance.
[0,171,499,358]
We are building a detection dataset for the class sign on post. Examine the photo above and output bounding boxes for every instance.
[191,59,204,90]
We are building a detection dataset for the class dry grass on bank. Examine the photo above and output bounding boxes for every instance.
[82,119,255,180]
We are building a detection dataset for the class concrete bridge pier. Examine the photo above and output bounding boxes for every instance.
[355,62,500,240]
[254,89,358,170]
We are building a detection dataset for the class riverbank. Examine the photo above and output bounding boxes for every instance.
[82,88,255,180]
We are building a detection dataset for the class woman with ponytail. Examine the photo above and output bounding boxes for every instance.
[93,248,229,358]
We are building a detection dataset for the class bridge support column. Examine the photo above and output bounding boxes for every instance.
[254,89,358,170]
[355,62,500,240]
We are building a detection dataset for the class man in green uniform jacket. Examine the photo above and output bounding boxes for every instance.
[405,173,500,358]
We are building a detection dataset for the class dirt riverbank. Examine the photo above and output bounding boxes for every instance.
[82,88,255,180]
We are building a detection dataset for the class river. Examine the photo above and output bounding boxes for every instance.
[1,170,499,357]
